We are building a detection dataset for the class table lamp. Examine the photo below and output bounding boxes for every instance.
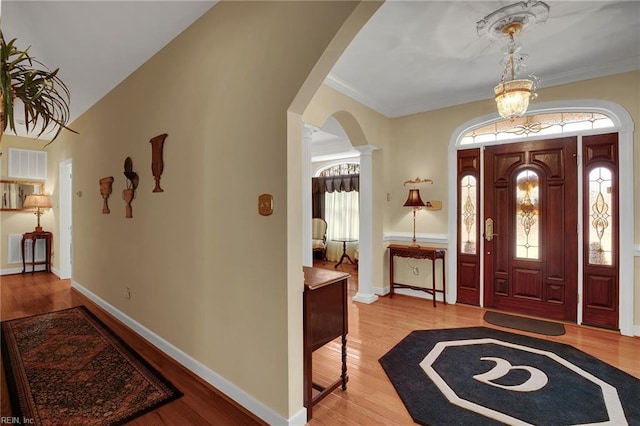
[404,188,425,247]
[23,194,52,232]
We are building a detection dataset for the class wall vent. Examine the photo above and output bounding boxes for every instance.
[8,148,47,180]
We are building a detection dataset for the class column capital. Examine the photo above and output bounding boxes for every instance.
[355,144,377,156]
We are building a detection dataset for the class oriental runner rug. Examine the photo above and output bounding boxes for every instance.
[379,327,640,425]
[1,306,182,425]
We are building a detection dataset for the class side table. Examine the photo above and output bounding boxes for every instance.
[22,231,53,273]
[388,244,446,307]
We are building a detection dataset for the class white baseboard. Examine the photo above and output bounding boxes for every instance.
[71,280,304,426]
[0,265,47,275]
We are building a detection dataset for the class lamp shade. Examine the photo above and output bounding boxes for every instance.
[23,194,52,209]
[494,79,533,120]
[403,189,426,208]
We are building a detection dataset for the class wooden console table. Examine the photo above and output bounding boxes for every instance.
[388,244,446,307]
[22,231,53,274]
[303,266,350,420]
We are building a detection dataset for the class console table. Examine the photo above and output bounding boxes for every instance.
[303,266,350,420]
[388,244,446,307]
[22,231,53,274]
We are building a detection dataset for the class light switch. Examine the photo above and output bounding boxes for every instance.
[258,193,273,216]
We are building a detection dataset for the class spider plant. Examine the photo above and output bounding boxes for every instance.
[1,30,76,143]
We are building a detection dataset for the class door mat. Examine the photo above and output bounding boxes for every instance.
[484,311,566,336]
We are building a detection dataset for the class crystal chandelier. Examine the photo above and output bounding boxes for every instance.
[477,1,549,120]
[494,22,536,120]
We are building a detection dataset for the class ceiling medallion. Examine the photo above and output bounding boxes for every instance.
[477,1,550,120]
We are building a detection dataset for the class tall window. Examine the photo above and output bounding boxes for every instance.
[313,162,359,261]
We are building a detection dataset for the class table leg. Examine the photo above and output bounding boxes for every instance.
[21,237,26,274]
[334,241,354,268]
[431,255,436,307]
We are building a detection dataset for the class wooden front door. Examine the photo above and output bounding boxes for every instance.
[483,137,578,321]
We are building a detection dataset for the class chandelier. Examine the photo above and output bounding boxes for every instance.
[477,1,550,120]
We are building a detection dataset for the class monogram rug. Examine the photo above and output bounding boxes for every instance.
[379,327,640,425]
[1,306,182,425]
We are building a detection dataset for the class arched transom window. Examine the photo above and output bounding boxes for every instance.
[460,112,614,145]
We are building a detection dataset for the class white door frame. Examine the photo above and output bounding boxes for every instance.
[58,159,73,279]
[447,100,635,336]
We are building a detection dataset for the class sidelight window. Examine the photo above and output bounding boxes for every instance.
[587,167,613,266]
[459,175,477,254]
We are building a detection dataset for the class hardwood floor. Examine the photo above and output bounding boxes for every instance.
[2,268,639,425]
[0,272,264,426]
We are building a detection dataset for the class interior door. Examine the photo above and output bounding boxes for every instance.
[483,137,578,321]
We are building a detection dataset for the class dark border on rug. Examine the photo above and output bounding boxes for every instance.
[1,305,184,424]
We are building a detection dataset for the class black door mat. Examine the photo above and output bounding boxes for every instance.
[484,311,566,336]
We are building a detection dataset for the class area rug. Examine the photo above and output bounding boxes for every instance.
[484,311,566,336]
[379,327,639,425]
[1,306,182,425]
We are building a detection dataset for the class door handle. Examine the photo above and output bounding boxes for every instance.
[485,218,498,241]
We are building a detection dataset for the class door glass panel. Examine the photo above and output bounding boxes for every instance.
[459,175,477,254]
[588,167,613,265]
[515,170,540,259]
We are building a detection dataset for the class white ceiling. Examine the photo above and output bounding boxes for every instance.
[2,0,639,149]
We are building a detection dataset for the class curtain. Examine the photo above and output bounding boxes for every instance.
[324,190,359,262]
[311,174,359,220]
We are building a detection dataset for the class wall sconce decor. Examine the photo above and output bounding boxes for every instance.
[150,133,167,193]
[99,176,114,214]
[23,193,52,232]
[123,157,138,218]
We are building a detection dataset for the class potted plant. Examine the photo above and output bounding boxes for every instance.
[1,30,75,143]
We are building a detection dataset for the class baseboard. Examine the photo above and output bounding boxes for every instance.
[633,324,640,337]
[71,280,303,426]
[0,265,47,275]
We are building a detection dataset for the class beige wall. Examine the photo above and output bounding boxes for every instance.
[39,1,371,420]
[305,72,639,329]
[387,71,639,328]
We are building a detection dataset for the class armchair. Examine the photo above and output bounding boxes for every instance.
[312,218,327,261]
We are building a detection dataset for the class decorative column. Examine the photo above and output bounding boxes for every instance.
[353,145,378,304]
[302,125,317,267]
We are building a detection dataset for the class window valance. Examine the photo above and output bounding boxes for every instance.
[312,174,359,194]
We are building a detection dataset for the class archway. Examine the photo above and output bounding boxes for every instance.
[303,111,379,304]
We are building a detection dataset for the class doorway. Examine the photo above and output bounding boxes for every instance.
[58,159,72,279]
[449,101,633,335]
[483,137,578,321]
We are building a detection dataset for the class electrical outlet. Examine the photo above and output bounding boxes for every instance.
[125,288,131,299]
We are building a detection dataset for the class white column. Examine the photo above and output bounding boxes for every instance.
[353,145,378,304]
[302,125,317,267]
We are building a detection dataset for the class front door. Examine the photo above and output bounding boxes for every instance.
[483,137,578,321]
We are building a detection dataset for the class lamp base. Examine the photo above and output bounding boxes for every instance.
[34,226,44,233]
[409,242,421,248]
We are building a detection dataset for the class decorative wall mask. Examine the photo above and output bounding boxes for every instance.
[99,176,114,214]
[150,133,167,193]
[123,157,139,218]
